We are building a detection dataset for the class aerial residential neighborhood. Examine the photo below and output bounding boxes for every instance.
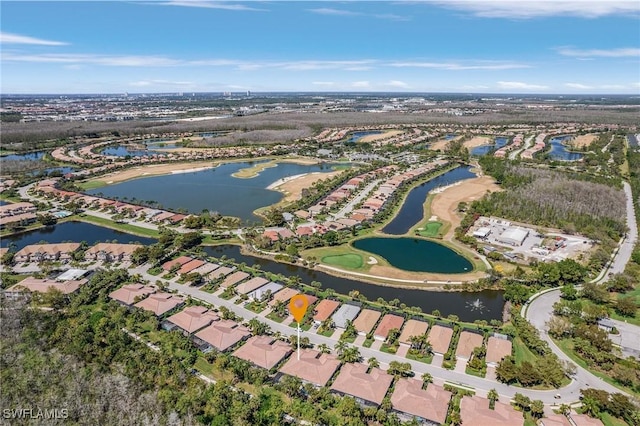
[1,1,639,425]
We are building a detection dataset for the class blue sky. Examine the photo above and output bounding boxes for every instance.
[1,1,639,94]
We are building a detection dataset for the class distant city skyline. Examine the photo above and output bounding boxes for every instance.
[1,1,639,94]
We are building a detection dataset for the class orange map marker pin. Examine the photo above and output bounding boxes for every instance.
[289,294,309,323]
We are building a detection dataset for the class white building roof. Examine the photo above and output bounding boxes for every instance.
[56,269,89,281]
[331,304,361,329]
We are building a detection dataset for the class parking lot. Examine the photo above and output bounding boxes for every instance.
[468,216,594,263]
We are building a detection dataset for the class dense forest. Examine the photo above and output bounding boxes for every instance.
[473,158,627,243]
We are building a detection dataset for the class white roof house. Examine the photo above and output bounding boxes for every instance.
[247,282,284,301]
[331,304,361,329]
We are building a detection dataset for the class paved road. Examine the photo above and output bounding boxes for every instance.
[609,319,640,359]
[525,290,633,399]
[601,182,638,280]
[331,179,382,220]
[508,134,535,160]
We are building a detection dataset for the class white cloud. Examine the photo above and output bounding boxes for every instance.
[308,8,361,16]
[389,61,529,70]
[497,81,549,90]
[0,32,68,46]
[556,47,640,58]
[565,83,593,89]
[163,1,267,12]
[2,52,180,67]
[352,81,370,88]
[428,1,640,19]
[308,8,410,21]
[385,80,410,88]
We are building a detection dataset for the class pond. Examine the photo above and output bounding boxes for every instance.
[203,245,502,322]
[352,237,473,274]
[0,221,155,250]
[87,161,344,222]
[0,151,47,161]
[345,131,383,143]
[471,136,509,156]
[382,166,476,235]
[100,145,169,157]
[548,136,584,161]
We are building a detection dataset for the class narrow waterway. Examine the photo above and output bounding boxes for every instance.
[382,166,476,235]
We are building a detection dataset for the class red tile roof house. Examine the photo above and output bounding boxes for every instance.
[455,331,484,361]
[194,320,252,353]
[398,319,429,347]
[353,309,382,336]
[208,266,235,280]
[460,396,524,426]
[330,363,394,407]
[163,306,220,334]
[391,379,452,425]
[278,349,341,387]
[178,259,206,275]
[109,284,155,306]
[427,325,454,355]
[134,292,185,317]
[84,243,142,262]
[14,243,81,263]
[220,271,251,289]
[5,277,88,299]
[373,314,405,341]
[539,414,572,426]
[486,336,513,366]
[162,256,194,272]
[312,299,341,325]
[569,413,604,426]
[232,336,293,370]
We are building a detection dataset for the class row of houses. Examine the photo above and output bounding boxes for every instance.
[521,133,548,160]
[493,134,523,158]
[12,242,142,264]
[108,281,522,426]
[0,201,38,229]
[349,160,449,222]
[34,179,189,225]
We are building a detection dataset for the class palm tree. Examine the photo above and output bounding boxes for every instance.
[367,357,380,370]
[334,340,348,355]
[339,346,361,363]
[421,372,433,389]
[487,388,499,409]
[317,343,330,354]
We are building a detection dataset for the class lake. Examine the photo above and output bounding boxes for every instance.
[471,136,509,156]
[382,166,476,235]
[352,237,473,273]
[86,161,343,222]
[0,221,155,250]
[548,136,584,161]
[2,221,503,321]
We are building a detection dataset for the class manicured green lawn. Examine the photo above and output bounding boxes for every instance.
[417,221,443,237]
[79,180,107,190]
[599,412,628,426]
[321,254,363,269]
[76,215,160,238]
[513,337,537,364]
[609,286,640,326]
